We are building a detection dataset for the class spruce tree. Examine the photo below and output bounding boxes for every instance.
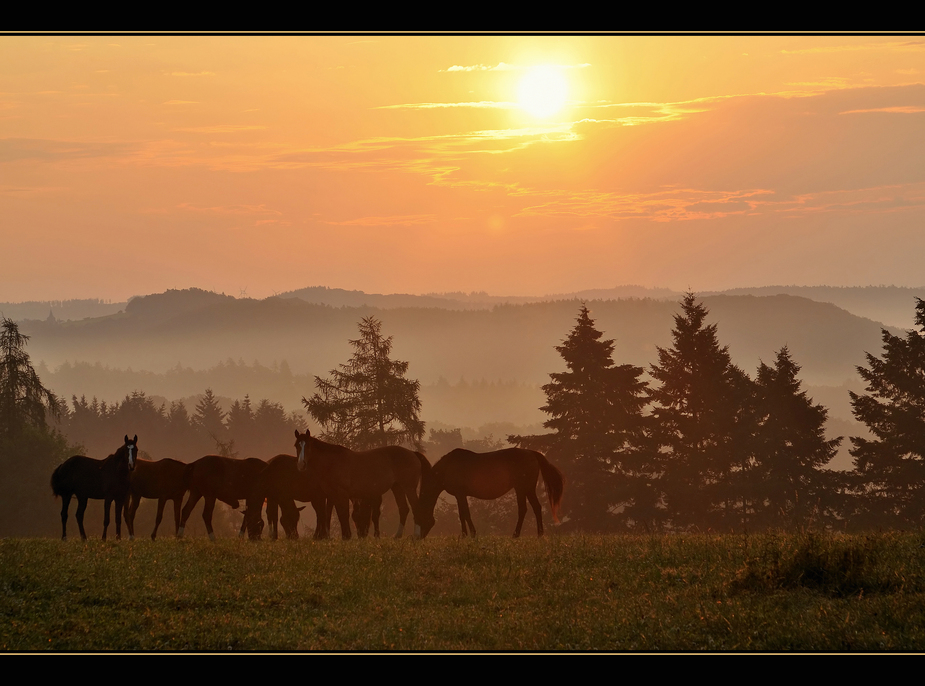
[849,298,925,528]
[303,316,424,450]
[0,317,59,438]
[511,305,649,531]
[753,346,842,529]
[648,293,756,531]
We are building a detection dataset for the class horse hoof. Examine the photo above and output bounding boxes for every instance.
[208,533,216,542]
[129,535,134,541]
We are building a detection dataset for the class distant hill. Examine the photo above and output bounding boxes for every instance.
[705,286,925,329]
[0,298,125,322]
[277,284,684,310]
[19,287,898,388]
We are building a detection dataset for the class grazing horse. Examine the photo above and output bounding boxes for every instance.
[51,435,138,541]
[294,430,429,540]
[417,448,564,539]
[177,455,267,540]
[125,458,189,540]
[244,454,322,540]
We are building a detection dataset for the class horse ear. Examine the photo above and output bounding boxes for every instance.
[294,429,299,439]
[125,434,129,443]
[133,435,137,443]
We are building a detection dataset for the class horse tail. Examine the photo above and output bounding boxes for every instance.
[182,461,196,490]
[415,452,432,478]
[536,453,564,524]
[50,463,63,498]
[50,458,72,498]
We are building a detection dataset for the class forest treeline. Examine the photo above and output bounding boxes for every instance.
[3,291,925,537]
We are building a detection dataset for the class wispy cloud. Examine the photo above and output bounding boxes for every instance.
[781,40,925,55]
[441,62,518,72]
[840,106,925,115]
[441,62,591,72]
[325,214,438,226]
[377,101,515,110]
[175,202,282,216]
[173,125,268,133]
[512,182,925,223]
[167,71,216,77]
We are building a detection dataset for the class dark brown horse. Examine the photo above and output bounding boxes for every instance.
[294,430,429,539]
[177,455,267,540]
[124,458,189,540]
[417,448,564,538]
[51,435,138,541]
[244,454,322,540]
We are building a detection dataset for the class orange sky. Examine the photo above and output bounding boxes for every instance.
[3,34,925,302]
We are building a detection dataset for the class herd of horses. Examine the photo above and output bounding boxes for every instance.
[50,431,565,542]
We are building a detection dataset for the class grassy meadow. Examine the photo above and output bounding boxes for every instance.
[2,531,925,652]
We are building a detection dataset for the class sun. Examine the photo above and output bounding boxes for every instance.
[517,65,569,119]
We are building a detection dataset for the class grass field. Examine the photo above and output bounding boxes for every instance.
[2,531,925,652]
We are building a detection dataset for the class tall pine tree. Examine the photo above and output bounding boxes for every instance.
[849,298,925,528]
[648,293,756,531]
[304,316,424,450]
[752,346,842,530]
[511,305,649,531]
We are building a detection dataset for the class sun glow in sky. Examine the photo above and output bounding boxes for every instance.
[3,34,925,302]
[518,65,569,118]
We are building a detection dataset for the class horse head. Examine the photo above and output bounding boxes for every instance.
[294,429,311,471]
[123,434,138,471]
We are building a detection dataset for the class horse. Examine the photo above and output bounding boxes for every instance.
[243,454,322,540]
[51,435,138,541]
[124,457,189,540]
[177,455,268,540]
[294,430,429,540]
[417,447,564,539]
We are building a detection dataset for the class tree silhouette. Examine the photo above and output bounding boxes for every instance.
[849,298,925,528]
[0,316,60,438]
[511,305,649,531]
[303,316,424,450]
[752,346,842,529]
[648,293,756,531]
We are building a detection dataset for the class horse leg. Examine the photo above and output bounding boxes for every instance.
[351,499,367,538]
[152,498,167,540]
[102,497,112,540]
[171,497,182,538]
[202,496,217,541]
[60,493,72,540]
[177,491,202,538]
[127,494,140,540]
[388,488,407,538]
[513,491,528,538]
[372,496,382,538]
[267,498,279,540]
[527,489,544,536]
[457,496,475,537]
[76,496,89,541]
[115,496,124,540]
[312,498,328,540]
[333,498,351,540]
[401,480,422,539]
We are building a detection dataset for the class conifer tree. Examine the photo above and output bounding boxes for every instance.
[303,316,424,450]
[511,305,649,531]
[849,298,925,528]
[648,293,756,531]
[0,317,59,437]
[753,346,842,529]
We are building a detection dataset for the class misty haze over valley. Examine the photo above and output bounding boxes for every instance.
[5,283,922,471]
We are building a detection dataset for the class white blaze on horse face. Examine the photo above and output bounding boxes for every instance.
[127,445,136,470]
[297,440,306,469]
